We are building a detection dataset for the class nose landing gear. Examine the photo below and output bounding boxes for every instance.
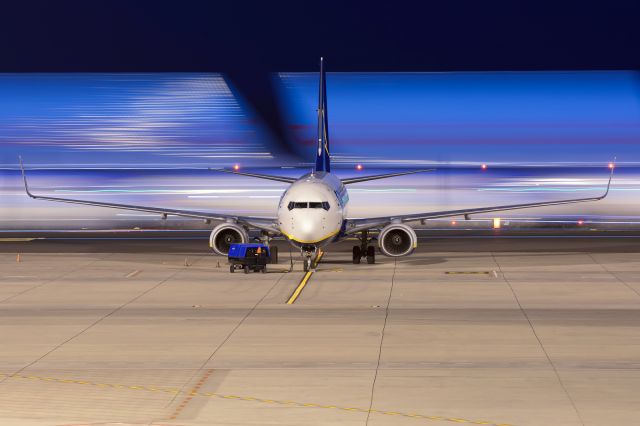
[352,230,376,264]
[303,256,313,272]
[301,245,317,272]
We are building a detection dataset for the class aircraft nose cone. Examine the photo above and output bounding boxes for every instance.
[294,219,321,242]
[299,219,315,234]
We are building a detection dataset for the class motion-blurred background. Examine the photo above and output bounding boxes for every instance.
[1,71,638,231]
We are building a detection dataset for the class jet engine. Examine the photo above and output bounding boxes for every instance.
[378,223,417,257]
[209,223,249,255]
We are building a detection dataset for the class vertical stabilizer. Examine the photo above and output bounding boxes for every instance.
[315,57,331,172]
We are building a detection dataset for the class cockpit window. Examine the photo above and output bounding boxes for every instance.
[288,202,308,210]
[287,201,330,210]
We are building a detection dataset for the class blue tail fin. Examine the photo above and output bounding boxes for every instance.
[315,57,331,173]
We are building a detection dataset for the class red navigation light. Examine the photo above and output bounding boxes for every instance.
[233,164,240,171]
[356,164,363,171]
[451,220,457,226]
[578,219,584,226]
[481,164,487,170]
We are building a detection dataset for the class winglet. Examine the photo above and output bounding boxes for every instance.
[600,157,616,199]
[18,156,35,198]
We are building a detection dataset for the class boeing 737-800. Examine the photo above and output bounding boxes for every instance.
[20,58,614,271]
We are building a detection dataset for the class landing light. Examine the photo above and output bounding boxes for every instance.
[481,164,487,171]
[608,163,615,169]
[578,220,584,226]
[356,164,363,171]
[233,164,240,171]
[451,220,457,226]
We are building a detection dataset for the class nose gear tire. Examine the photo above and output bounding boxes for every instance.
[303,257,312,272]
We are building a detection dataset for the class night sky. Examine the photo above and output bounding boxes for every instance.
[2,1,639,144]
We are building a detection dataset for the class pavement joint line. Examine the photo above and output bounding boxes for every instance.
[164,262,287,409]
[0,372,513,425]
[365,258,397,425]
[586,252,640,300]
[0,253,112,306]
[492,252,579,426]
[169,368,215,421]
[286,250,324,304]
[1,256,189,390]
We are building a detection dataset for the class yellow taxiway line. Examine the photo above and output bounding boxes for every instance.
[286,250,324,305]
[0,371,514,426]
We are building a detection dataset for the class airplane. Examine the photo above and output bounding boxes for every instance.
[19,58,615,272]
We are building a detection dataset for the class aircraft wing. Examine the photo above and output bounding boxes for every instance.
[341,169,435,185]
[19,159,279,233]
[345,165,615,234]
[209,168,296,184]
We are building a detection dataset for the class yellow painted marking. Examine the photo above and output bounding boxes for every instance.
[0,371,514,425]
[287,271,312,304]
[445,271,491,275]
[0,238,39,242]
[280,228,340,244]
[286,250,324,304]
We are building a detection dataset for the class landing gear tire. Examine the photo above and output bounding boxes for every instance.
[261,266,267,273]
[366,246,375,264]
[230,265,235,273]
[270,246,278,264]
[303,256,312,272]
[243,265,249,274]
[352,246,361,264]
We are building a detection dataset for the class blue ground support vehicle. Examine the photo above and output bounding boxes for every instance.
[228,243,277,273]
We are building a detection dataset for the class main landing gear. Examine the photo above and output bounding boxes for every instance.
[352,230,375,264]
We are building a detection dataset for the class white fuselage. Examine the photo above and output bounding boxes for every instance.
[277,172,348,249]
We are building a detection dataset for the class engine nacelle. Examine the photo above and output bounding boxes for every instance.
[378,223,417,257]
[209,223,249,255]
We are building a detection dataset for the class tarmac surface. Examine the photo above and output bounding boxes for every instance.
[1,234,640,425]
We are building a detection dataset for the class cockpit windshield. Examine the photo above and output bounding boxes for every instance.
[288,201,330,211]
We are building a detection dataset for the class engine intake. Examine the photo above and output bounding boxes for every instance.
[209,223,248,255]
[378,223,417,257]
